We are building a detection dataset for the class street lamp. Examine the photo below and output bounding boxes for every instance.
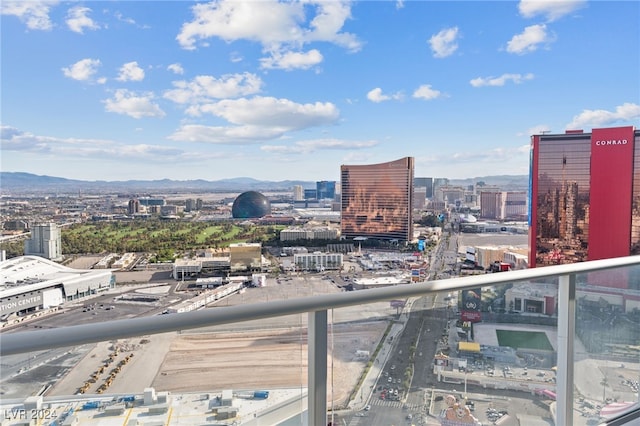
[464,369,468,400]
[601,377,608,403]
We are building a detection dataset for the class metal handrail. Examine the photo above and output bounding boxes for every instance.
[2,255,639,355]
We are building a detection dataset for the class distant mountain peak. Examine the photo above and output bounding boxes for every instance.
[0,172,529,195]
[0,172,314,194]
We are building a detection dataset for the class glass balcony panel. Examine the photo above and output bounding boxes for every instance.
[574,265,640,425]
[325,282,563,426]
[2,258,640,425]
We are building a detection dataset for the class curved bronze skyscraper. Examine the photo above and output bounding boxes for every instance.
[340,157,414,241]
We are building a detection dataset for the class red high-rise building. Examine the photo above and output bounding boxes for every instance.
[529,126,640,290]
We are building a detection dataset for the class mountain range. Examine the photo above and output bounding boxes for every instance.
[0,172,529,194]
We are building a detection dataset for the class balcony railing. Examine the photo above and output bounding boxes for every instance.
[1,256,640,425]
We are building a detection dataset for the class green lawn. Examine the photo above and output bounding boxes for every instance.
[194,226,224,244]
[495,329,553,351]
[61,221,281,254]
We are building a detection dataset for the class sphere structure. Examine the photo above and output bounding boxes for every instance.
[231,191,271,219]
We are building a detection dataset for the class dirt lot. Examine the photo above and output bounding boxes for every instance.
[152,322,386,406]
[48,322,385,407]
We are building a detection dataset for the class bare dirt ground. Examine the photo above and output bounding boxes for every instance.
[151,322,386,406]
[48,321,386,408]
[65,255,103,269]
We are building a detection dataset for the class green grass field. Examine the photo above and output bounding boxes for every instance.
[59,221,283,254]
[495,329,553,351]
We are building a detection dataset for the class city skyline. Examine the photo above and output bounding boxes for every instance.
[2,1,639,182]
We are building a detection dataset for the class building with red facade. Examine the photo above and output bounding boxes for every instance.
[529,126,640,298]
[340,157,414,241]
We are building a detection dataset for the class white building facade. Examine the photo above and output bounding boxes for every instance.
[280,227,340,242]
[24,223,62,261]
[293,252,343,271]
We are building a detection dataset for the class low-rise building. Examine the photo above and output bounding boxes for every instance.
[173,259,202,280]
[351,275,410,290]
[280,226,340,242]
[229,243,262,272]
[0,256,115,319]
[505,282,557,315]
[293,252,343,271]
[112,252,137,270]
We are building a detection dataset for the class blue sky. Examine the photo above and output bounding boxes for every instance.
[2,0,639,182]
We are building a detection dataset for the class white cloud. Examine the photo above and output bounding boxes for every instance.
[367,88,403,103]
[470,73,535,87]
[260,49,323,70]
[341,151,377,165]
[420,144,530,168]
[114,11,136,25]
[396,0,405,10]
[168,124,282,144]
[1,1,58,31]
[112,11,150,29]
[176,0,361,54]
[261,138,378,154]
[169,97,340,144]
[519,0,587,22]
[163,73,263,105]
[167,63,184,75]
[117,61,145,82]
[104,89,166,119]
[429,27,459,58]
[457,145,530,162]
[566,103,640,129]
[456,145,531,163]
[62,58,102,82]
[177,0,302,49]
[1,125,191,161]
[506,24,554,55]
[526,124,552,136]
[305,1,360,51]
[195,96,339,128]
[412,85,443,100]
[66,5,100,34]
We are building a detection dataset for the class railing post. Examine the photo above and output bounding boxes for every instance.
[557,273,576,426]
[308,310,327,426]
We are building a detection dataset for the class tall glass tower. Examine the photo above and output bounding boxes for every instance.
[530,126,640,290]
[340,157,414,241]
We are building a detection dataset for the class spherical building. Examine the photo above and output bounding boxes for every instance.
[232,191,271,219]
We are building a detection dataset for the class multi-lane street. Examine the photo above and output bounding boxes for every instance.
[345,294,450,425]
